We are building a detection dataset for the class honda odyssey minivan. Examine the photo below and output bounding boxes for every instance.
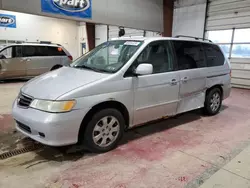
[0,43,72,80]
[12,37,231,153]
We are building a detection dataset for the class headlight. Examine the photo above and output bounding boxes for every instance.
[30,99,76,113]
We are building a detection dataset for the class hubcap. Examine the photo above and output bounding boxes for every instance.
[92,116,120,147]
[210,92,220,112]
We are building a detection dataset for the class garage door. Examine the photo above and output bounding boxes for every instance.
[206,0,250,89]
[206,0,250,31]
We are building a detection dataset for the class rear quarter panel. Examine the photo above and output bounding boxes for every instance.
[205,59,231,100]
[61,56,71,66]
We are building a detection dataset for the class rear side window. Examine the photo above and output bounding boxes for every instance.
[47,47,66,56]
[22,46,36,57]
[22,46,66,57]
[36,46,48,56]
[203,44,225,67]
[172,40,206,70]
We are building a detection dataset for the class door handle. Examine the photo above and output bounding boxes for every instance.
[21,58,31,62]
[181,77,188,83]
[171,79,178,86]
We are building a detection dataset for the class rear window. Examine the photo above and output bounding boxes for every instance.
[203,43,225,67]
[22,46,66,57]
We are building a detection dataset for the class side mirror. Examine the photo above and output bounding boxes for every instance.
[135,63,153,76]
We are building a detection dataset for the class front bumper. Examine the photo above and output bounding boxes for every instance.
[222,83,231,100]
[12,99,87,146]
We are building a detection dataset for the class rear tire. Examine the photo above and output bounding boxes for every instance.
[204,88,222,116]
[81,108,125,153]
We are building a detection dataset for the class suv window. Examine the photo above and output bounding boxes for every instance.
[0,46,23,59]
[0,46,12,59]
[47,46,66,56]
[13,46,22,57]
[203,43,225,67]
[125,41,174,76]
[22,46,66,57]
[172,40,206,70]
[22,46,36,57]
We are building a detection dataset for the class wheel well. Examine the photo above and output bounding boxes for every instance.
[51,64,62,71]
[206,85,223,96]
[78,101,130,140]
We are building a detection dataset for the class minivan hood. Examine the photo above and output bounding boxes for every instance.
[21,67,109,100]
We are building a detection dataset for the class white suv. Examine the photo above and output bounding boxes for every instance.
[12,37,231,153]
[0,42,72,80]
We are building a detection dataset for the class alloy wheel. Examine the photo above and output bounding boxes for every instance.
[210,92,221,112]
[92,116,120,147]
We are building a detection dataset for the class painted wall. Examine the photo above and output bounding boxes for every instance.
[0,10,80,59]
[95,24,108,47]
[1,0,163,32]
[94,24,162,47]
[172,0,207,38]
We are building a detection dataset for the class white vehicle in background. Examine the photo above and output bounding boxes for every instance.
[12,36,231,153]
[0,42,72,80]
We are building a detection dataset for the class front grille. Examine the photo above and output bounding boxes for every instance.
[17,121,31,133]
[18,93,33,108]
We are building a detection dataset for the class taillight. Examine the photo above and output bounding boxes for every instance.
[68,56,73,61]
[230,69,232,77]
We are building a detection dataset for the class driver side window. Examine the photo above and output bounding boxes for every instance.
[125,41,174,76]
[0,47,12,59]
[0,46,22,59]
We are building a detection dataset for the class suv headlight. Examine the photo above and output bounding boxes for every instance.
[30,99,76,113]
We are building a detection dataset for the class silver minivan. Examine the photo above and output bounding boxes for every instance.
[12,37,231,153]
[0,43,72,80]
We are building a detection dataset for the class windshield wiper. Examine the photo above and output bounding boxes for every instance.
[74,65,104,73]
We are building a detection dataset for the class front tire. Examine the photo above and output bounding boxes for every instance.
[81,109,125,153]
[204,88,222,116]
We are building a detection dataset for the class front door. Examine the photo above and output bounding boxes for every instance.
[172,40,207,114]
[129,40,180,126]
[0,46,26,79]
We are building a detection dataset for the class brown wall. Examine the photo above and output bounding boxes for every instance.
[86,23,95,51]
[163,0,174,37]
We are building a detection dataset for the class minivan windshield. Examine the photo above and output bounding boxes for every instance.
[71,40,143,73]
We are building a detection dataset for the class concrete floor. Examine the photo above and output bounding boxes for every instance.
[200,145,250,188]
[0,82,250,188]
[0,81,23,114]
[0,81,25,154]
